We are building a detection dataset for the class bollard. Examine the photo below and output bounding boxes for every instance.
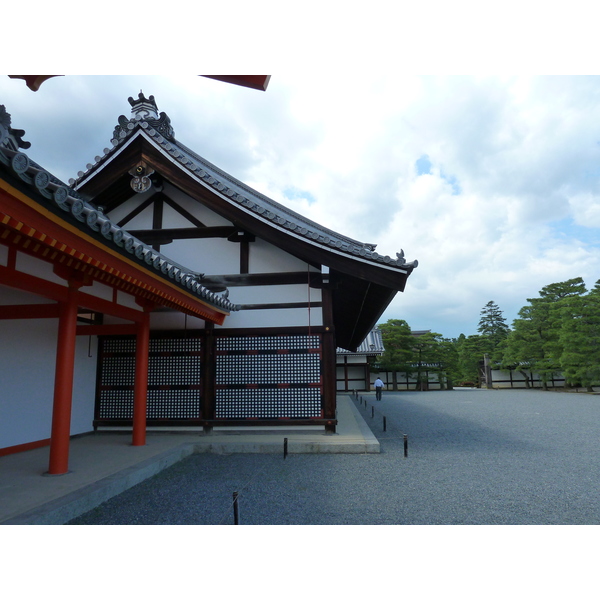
[233,491,240,525]
[371,406,374,418]
[383,416,387,432]
[284,437,288,460]
[403,434,408,458]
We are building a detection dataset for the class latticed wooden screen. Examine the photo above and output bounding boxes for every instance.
[215,334,323,419]
[97,336,203,421]
[96,332,323,423]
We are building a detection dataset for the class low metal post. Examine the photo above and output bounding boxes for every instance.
[403,434,408,458]
[371,406,374,418]
[233,491,240,525]
[284,437,288,459]
[383,416,387,432]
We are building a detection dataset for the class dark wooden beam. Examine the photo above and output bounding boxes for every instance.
[128,226,239,245]
[201,271,321,287]
[238,302,323,310]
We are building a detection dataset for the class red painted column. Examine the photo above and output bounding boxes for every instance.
[48,282,81,475]
[132,311,150,446]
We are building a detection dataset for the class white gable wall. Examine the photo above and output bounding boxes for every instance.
[106,185,325,331]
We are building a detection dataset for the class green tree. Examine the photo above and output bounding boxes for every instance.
[501,277,587,389]
[559,280,600,391]
[456,334,488,385]
[378,319,414,372]
[411,331,443,390]
[477,300,510,352]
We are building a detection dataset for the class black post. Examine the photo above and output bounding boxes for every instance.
[233,491,240,525]
[403,434,408,458]
[284,437,288,459]
[383,416,387,432]
[371,406,374,418]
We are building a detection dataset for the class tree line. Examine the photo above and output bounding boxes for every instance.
[377,277,600,390]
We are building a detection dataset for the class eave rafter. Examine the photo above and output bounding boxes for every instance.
[0,190,228,325]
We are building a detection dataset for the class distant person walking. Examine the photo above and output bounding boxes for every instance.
[374,377,384,401]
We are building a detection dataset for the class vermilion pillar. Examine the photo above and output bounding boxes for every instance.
[48,282,81,475]
[132,311,150,446]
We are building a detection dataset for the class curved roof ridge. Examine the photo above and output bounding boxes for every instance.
[71,97,418,272]
[172,136,375,251]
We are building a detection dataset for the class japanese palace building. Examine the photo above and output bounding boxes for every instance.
[0,92,417,474]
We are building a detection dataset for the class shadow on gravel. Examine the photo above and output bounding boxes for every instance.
[356,392,543,455]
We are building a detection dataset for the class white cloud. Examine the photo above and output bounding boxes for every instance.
[4,74,600,339]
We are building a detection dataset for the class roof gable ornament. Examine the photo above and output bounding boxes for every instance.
[128,161,155,194]
[111,92,175,145]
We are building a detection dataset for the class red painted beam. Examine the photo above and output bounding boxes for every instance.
[202,75,270,91]
[8,75,63,91]
[0,264,145,323]
[8,75,270,92]
[76,324,138,336]
[0,303,60,319]
[0,184,228,324]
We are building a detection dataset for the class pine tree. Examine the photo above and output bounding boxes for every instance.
[559,280,600,390]
[501,278,587,389]
[477,301,510,351]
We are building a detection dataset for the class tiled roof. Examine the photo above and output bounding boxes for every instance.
[337,328,385,355]
[0,106,239,314]
[72,94,418,274]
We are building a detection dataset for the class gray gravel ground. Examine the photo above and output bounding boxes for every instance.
[68,389,600,525]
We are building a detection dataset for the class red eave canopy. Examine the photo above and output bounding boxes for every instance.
[8,75,271,92]
[0,179,228,325]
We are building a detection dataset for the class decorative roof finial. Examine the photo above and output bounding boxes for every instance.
[128,92,159,121]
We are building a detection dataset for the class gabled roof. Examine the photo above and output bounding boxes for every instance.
[73,94,417,280]
[0,106,238,321]
[70,94,418,350]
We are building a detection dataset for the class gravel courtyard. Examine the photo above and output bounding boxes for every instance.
[68,389,600,525]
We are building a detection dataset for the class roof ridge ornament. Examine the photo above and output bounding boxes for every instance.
[0,105,31,150]
[111,93,175,144]
[128,92,159,120]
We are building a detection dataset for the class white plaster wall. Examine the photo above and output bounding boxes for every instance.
[15,252,68,286]
[164,237,238,275]
[106,192,154,229]
[223,306,323,329]
[250,238,312,273]
[0,317,97,450]
[163,184,232,227]
[0,318,56,449]
[150,312,206,330]
[231,284,321,304]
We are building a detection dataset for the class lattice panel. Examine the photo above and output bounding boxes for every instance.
[98,336,202,420]
[215,335,323,419]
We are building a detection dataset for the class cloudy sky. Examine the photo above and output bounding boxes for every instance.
[3,72,600,339]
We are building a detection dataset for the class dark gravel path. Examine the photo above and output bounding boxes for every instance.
[68,389,600,525]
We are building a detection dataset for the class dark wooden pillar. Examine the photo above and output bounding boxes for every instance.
[202,322,216,432]
[321,286,337,433]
